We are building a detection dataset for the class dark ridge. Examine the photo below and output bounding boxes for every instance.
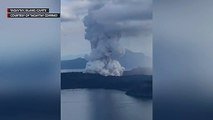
[61,72,152,99]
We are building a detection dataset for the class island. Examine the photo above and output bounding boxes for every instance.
[61,72,152,99]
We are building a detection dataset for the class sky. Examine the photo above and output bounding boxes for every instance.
[61,0,152,59]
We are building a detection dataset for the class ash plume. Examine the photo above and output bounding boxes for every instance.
[83,13,125,76]
[83,0,152,76]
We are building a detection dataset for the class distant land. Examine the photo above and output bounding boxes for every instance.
[61,49,152,73]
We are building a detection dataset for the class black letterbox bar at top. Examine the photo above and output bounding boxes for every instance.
[7,8,49,13]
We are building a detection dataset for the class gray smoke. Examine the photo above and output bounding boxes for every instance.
[83,0,152,76]
[84,13,125,76]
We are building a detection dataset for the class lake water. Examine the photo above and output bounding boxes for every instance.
[61,89,152,120]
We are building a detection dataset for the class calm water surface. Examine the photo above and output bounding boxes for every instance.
[61,89,152,120]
